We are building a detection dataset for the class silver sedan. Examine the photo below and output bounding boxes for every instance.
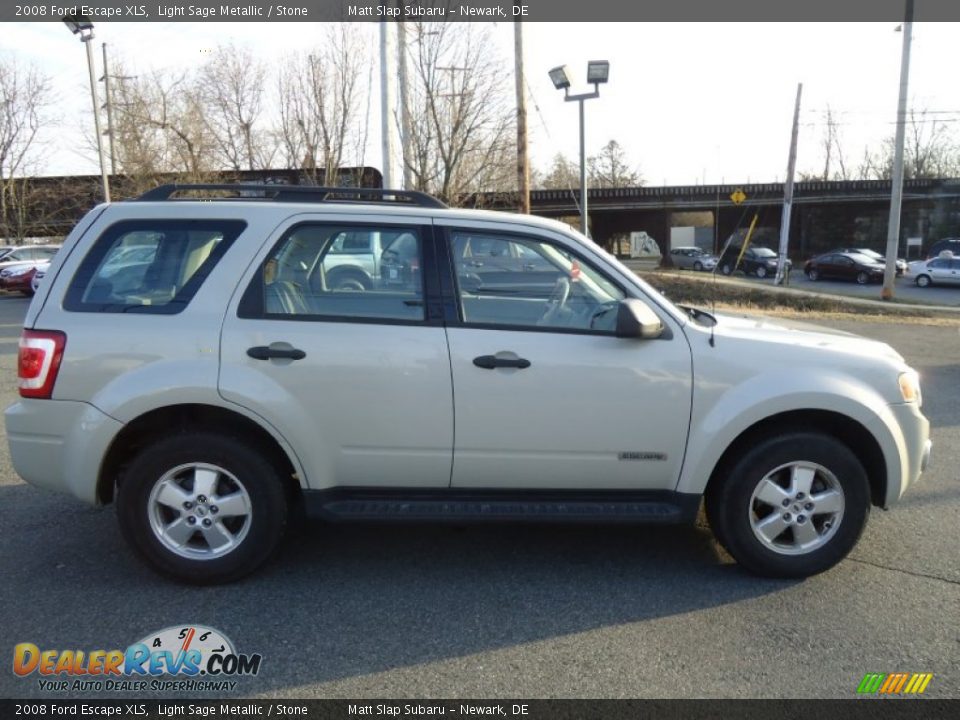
[669,246,717,271]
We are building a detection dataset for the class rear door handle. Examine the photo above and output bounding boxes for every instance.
[247,345,306,361]
[473,355,531,370]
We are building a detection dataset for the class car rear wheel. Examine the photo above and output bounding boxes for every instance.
[916,274,932,288]
[856,271,870,285]
[705,431,870,578]
[116,433,289,584]
[806,269,819,281]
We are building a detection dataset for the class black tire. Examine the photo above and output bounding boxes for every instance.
[916,274,932,288]
[806,269,819,281]
[705,431,870,578]
[693,261,703,272]
[720,263,733,276]
[116,432,289,584]
[755,265,768,279]
[856,271,869,285]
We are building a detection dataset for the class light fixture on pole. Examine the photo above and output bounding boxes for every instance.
[64,15,111,203]
[549,61,609,238]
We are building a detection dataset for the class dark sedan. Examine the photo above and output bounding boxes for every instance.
[804,252,885,284]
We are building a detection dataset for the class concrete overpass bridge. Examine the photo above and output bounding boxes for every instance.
[478,178,960,260]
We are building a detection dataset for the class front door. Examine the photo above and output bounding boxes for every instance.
[439,224,693,491]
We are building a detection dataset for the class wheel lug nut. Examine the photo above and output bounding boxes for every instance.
[187,516,197,525]
[796,492,805,500]
[782,499,790,507]
[804,502,814,511]
[797,515,806,523]
[183,501,193,510]
[210,506,219,514]
[782,513,791,521]
[197,495,207,503]
[202,519,212,527]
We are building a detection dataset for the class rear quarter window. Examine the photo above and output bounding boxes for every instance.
[64,219,245,314]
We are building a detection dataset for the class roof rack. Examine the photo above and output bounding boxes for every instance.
[137,183,447,209]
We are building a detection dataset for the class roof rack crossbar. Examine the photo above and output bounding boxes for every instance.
[137,183,447,209]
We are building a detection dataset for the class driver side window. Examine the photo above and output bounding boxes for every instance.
[449,230,625,333]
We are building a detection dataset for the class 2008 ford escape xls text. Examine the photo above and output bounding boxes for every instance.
[5,184,932,583]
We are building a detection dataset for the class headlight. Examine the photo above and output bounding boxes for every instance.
[898,371,922,405]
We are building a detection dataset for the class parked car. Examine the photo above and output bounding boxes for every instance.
[907,256,960,287]
[30,264,49,295]
[926,238,960,260]
[0,244,58,272]
[804,252,886,284]
[836,247,907,276]
[5,183,931,584]
[669,246,717,271]
[717,245,791,278]
[0,262,43,295]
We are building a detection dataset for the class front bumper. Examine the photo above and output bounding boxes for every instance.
[885,401,931,505]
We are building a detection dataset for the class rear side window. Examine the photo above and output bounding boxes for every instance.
[64,220,245,314]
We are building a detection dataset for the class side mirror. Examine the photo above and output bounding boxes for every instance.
[616,298,664,339]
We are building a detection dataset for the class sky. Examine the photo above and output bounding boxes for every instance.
[4,20,959,186]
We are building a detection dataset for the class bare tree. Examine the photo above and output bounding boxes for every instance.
[857,108,960,180]
[403,22,514,205]
[587,139,643,188]
[198,44,273,171]
[109,67,217,195]
[277,26,368,186]
[537,153,579,190]
[0,57,53,241]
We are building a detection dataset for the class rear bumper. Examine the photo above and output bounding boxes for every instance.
[5,399,123,505]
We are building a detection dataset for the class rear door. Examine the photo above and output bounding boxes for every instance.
[219,214,454,490]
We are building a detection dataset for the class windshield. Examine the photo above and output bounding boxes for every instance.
[752,247,777,258]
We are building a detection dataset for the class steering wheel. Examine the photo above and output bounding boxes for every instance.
[538,276,571,326]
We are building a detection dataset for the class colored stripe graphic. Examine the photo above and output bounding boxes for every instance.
[858,673,932,695]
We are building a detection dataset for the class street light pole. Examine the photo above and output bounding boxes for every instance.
[549,62,609,239]
[882,0,914,301]
[65,17,110,202]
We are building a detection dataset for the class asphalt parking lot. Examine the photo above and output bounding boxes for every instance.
[0,293,958,700]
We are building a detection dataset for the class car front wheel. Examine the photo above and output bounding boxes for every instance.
[755,265,768,279]
[916,274,932,288]
[856,271,870,285]
[806,268,819,281]
[693,261,703,271]
[705,432,870,578]
[720,263,733,276]
[116,433,290,584]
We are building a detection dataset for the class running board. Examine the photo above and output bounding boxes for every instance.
[303,489,700,525]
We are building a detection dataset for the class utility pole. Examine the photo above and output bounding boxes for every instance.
[379,21,396,190]
[397,19,413,190]
[101,43,116,175]
[882,0,914,301]
[776,82,802,285]
[514,22,530,214]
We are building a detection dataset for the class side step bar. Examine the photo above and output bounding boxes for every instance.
[303,489,701,525]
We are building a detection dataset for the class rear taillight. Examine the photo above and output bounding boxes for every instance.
[18,330,66,399]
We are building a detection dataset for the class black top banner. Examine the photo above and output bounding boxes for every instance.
[5,0,960,23]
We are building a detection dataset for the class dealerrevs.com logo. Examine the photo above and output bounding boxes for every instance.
[13,625,262,692]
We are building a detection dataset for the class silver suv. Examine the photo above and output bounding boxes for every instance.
[6,184,931,583]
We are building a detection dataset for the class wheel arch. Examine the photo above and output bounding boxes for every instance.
[98,404,302,505]
[703,409,887,509]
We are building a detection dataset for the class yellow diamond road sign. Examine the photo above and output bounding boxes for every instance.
[730,189,747,205]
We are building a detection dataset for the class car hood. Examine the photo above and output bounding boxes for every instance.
[710,312,904,362]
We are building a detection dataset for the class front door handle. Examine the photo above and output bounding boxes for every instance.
[473,355,531,370]
[247,345,306,361]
